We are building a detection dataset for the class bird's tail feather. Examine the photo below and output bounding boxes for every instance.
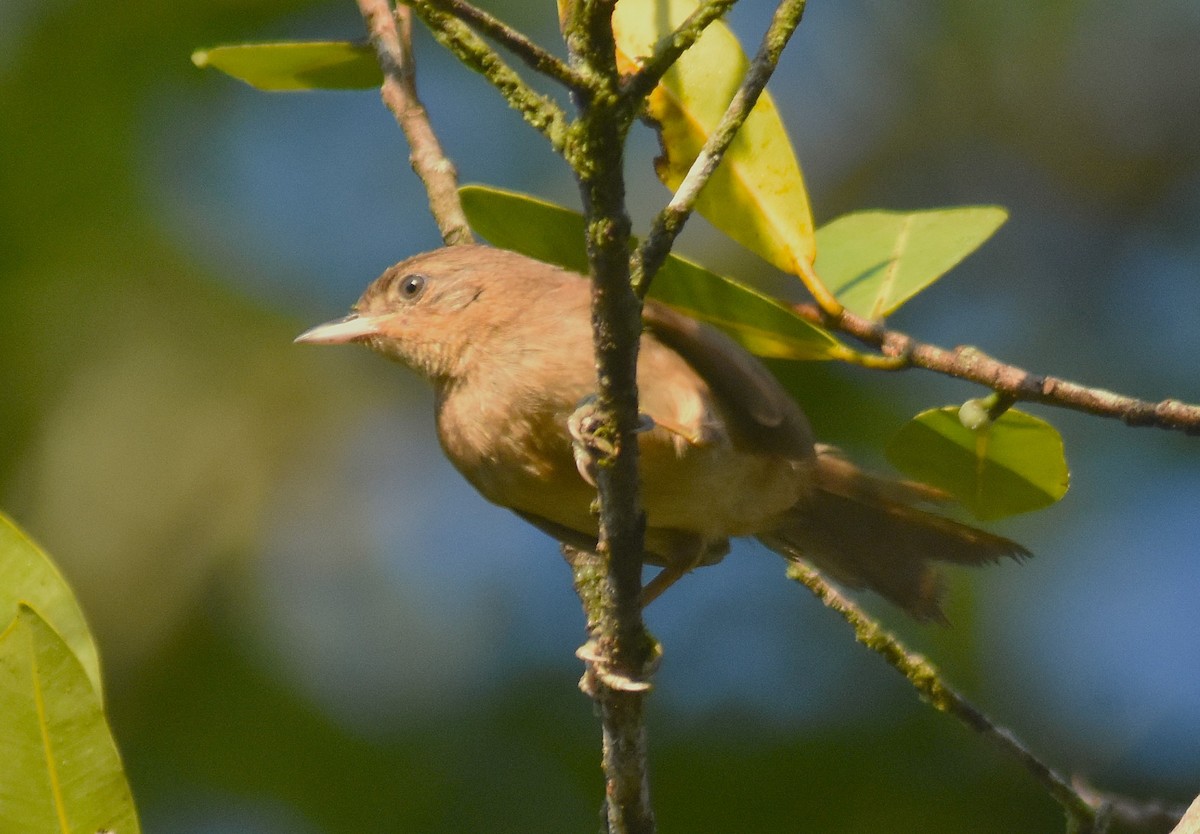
[758,449,1029,622]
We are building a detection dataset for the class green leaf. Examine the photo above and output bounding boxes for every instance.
[191,42,381,91]
[459,184,845,360]
[815,207,1008,319]
[885,407,1069,521]
[612,0,815,275]
[0,605,139,834]
[0,513,102,697]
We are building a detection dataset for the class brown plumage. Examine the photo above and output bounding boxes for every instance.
[297,245,1028,621]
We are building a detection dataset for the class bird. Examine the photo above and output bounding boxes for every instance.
[296,244,1028,622]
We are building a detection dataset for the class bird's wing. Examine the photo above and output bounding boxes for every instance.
[641,300,815,461]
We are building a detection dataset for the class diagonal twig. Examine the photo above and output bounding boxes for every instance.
[786,562,1106,834]
[620,0,741,104]
[357,0,474,244]
[421,0,591,91]
[793,303,1200,434]
[406,0,572,154]
[629,0,825,307]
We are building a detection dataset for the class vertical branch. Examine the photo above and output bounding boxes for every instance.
[564,2,655,832]
[357,0,475,244]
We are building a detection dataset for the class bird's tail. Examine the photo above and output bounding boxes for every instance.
[757,446,1029,622]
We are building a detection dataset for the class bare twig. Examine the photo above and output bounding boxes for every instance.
[620,0,741,103]
[421,0,591,91]
[786,562,1107,834]
[794,303,1200,434]
[630,0,818,304]
[357,0,473,244]
[406,0,571,153]
[1072,778,1189,833]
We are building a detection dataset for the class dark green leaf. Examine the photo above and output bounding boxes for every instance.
[459,185,845,360]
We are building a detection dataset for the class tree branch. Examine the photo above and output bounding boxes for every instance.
[794,303,1200,434]
[357,0,473,245]
[620,0,740,104]
[630,0,813,300]
[786,562,1107,834]
[561,3,658,832]
[420,0,591,91]
[405,0,572,154]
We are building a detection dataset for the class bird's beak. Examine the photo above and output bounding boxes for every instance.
[294,314,383,345]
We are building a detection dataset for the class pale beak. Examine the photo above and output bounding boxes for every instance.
[294,314,383,345]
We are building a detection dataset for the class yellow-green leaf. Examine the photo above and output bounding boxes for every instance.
[885,407,1069,521]
[192,42,381,91]
[0,605,139,834]
[0,513,101,697]
[612,0,815,275]
[815,207,1008,319]
[459,184,844,360]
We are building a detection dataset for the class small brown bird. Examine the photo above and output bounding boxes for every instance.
[297,245,1027,621]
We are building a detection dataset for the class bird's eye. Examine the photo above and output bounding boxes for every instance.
[399,273,427,301]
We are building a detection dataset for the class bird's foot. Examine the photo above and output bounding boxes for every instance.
[575,636,662,696]
[568,395,655,487]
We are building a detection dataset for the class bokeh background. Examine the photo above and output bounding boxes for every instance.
[2,0,1199,831]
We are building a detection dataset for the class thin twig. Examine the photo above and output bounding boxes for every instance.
[406,0,571,154]
[793,303,1200,434]
[786,562,1106,834]
[621,0,741,103]
[1072,778,1189,832]
[357,0,473,244]
[421,0,591,90]
[630,0,815,301]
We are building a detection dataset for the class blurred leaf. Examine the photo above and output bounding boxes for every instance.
[815,207,1008,318]
[612,0,815,274]
[885,407,1069,521]
[460,184,844,360]
[0,513,101,697]
[191,42,381,91]
[0,605,139,834]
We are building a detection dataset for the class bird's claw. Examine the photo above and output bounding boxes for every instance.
[568,395,656,487]
[575,637,662,695]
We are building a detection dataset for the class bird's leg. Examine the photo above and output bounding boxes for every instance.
[641,533,725,605]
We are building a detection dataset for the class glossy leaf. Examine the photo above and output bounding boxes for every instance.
[459,185,844,360]
[0,513,101,697]
[191,42,381,91]
[815,207,1008,318]
[885,407,1069,521]
[612,0,815,275]
[0,605,139,834]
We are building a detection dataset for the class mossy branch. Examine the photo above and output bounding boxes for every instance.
[405,0,572,154]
